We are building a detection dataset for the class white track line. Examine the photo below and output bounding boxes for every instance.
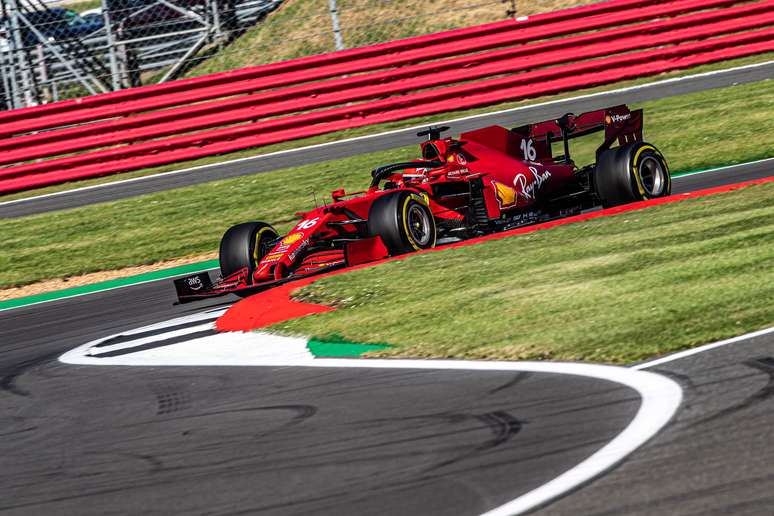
[302,359,681,516]
[60,318,774,512]
[56,311,774,514]
[673,157,774,179]
[60,318,682,516]
[4,60,771,209]
[633,325,774,370]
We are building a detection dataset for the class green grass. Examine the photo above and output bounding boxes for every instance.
[564,79,774,172]
[0,149,402,289]
[0,79,772,290]
[61,0,102,13]
[184,0,522,77]
[275,181,774,364]
[1,53,770,204]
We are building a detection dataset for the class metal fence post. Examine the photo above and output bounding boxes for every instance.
[36,43,51,103]
[208,0,221,43]
[7,0,35,107]
[0,50,13,110]
[328,0,344,51]
[1,37,23,110]
[103,0,122,90]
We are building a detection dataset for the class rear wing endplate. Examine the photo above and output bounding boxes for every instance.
[511,105,644,163]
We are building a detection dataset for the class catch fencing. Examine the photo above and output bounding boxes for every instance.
[0,0,772,193]
[0,0,284,108]
[0,0,508,109]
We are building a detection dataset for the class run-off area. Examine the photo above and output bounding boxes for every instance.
[4,355,641,515]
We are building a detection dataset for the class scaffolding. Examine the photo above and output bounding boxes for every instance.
[0,0,282,109]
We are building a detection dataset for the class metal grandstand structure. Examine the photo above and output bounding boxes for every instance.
[0,0,514,110]
[0,0,282,109]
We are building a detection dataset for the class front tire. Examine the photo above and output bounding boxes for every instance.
[367,191,436,255]
[594,142,671,207]
[219,221,278,279]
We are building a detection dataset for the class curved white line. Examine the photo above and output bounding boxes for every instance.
[295,359,682,516]
[60,321,682,516]
[633,325,774,370]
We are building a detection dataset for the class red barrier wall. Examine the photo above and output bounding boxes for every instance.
[0,0,771,194]
[0,0,746,138]
[2,2,770,160]
[0,0,682,125]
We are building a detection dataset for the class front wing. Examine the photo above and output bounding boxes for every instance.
[173,263,344,304]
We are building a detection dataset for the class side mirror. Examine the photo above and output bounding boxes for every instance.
[417,125,451,141]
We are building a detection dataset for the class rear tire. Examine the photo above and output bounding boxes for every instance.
[594,142,671,207]
[219,221,278,279]
[367,191,436,255]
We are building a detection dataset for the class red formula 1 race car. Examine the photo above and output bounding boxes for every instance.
[174,104,670,303]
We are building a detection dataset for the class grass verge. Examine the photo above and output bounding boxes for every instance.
[60,0,102,13]
[274,181,774,364]
[186,0,594,77]
[0,79,772,291]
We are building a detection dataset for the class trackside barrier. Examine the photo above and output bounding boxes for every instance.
[1,3,771,163]
[0,0,772,193]
[0,0,746,137]
[3,33,771,193]
[0,0,684,125]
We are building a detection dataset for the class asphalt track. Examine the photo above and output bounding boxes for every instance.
[1,61,772,219]
[1,298,640,515]
[548,329,774,516]
[1,163,772,514]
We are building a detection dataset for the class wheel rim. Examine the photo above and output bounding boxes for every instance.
[639,156,666,196]
[407,204,432,246]
[253,228,277,266]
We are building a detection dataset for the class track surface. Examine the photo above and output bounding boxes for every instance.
[1,62,771,219]
[0,166,771,514]
[0,291,638,514]
[548,329,774,516]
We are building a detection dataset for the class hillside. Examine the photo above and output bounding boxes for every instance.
[187,0,599,76]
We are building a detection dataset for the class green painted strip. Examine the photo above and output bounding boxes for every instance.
[0,259,219,312]
[307,338,390,358]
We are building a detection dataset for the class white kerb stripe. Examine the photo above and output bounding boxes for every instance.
[633,325,774,370]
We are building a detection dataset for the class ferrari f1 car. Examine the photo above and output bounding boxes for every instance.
[174,105,670,303]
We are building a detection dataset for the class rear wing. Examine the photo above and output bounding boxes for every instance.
[511,105,643,164]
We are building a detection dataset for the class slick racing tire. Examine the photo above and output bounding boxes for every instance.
[594,142,671,207]
[219,221,278,279]
[368,191,436,256]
